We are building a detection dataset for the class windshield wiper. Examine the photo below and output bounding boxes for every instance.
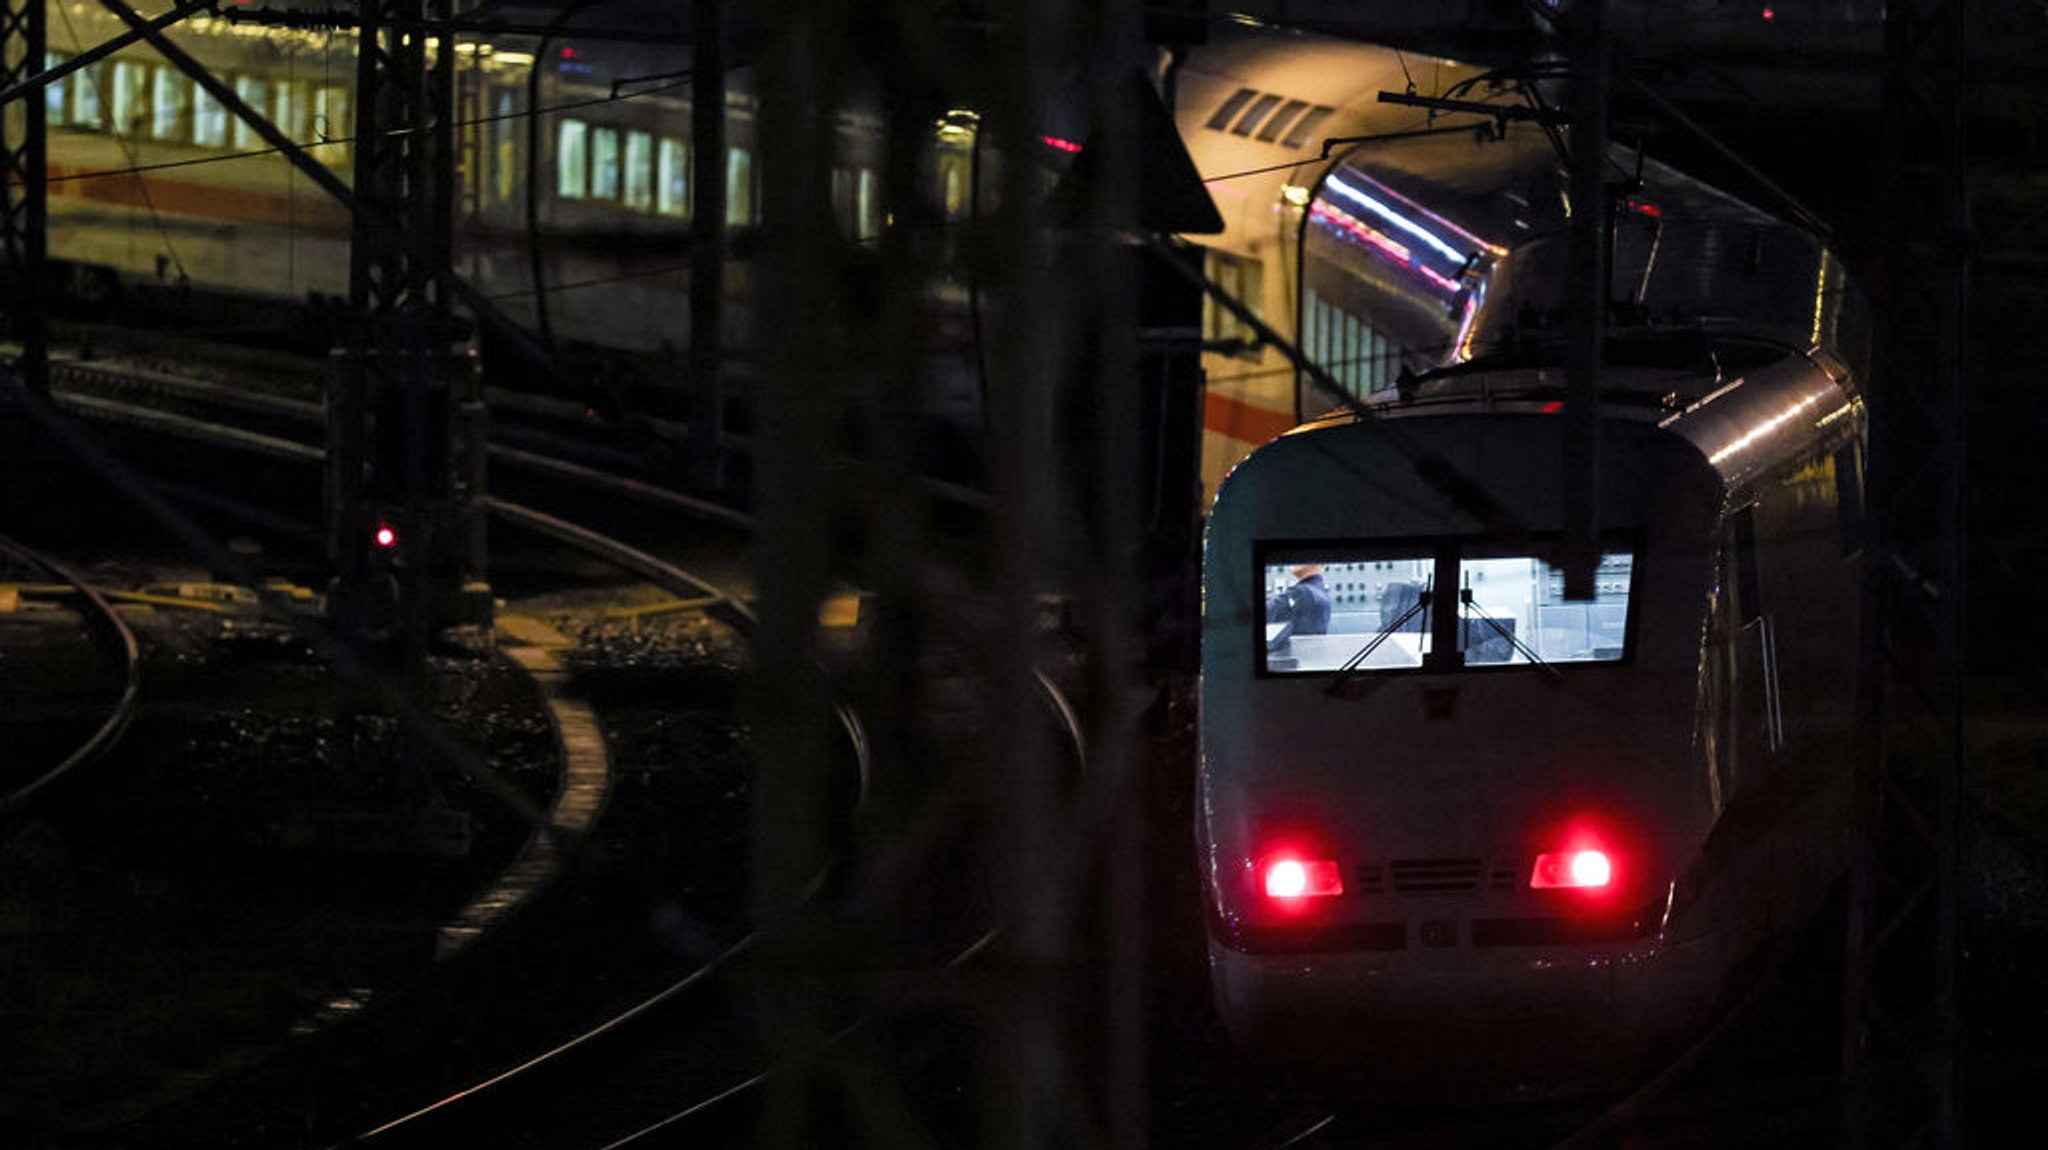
[1459,589,1560,680]
[1325,588,1432,693]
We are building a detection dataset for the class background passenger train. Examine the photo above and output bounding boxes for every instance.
[31,6,954,348]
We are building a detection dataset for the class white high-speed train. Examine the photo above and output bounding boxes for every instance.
[1184,26,1869,1100]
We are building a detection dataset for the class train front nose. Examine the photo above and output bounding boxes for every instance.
[1203,778,1729,1101]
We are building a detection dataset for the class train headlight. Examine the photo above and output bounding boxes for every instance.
[1529,849,1613,890]
[1260,856,1344,900]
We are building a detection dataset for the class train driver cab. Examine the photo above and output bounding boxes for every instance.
[1257,540,1638,676]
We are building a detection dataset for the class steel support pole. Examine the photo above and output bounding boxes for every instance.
[1563,0,1606,599]
[1,0,47,400]
[1845,1,1967,1147]
[329,0,481,655]
[687,0,726,492]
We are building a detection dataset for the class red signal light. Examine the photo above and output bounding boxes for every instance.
[372,523,398,551]
[1530,849,1613,890]
[1261,856,1344,900]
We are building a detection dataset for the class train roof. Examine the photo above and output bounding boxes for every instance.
[1302,120,1870,388]
[1288,337,1861,499]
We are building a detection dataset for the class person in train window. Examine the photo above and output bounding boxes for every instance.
[1265,563,1331,651]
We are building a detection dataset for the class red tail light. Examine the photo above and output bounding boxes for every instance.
[1530,849,1613,890]
[1261,856,1344,900]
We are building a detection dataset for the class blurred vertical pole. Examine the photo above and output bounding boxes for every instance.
[1072,15,1148,1148]
[1845,0,1966,1146]
[1563,0,1605,599]
[981,0,1070,1145]
[0,0,48,401]
[687,0,726,492]
[748,2,846,1146]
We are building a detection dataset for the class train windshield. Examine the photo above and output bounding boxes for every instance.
[1258,542,1635,675]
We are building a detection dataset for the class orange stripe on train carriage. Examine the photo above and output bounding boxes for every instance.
[47,161,353,231]
[1203,390,1298,446]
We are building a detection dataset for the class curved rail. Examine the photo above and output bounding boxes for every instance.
[328,500,883,1147]
[41,361,1093,1148]
[0,535,145,832]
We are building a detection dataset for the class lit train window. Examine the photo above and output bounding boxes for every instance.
[1256,540,1636,675]
[856,168,882,240]
[557,118,589,199]
[1258,547,1435,674]
[193,84,228,148]
[591,126,621,199]
[1203,251,1262,357]
[657,136,689,217]
[490,91,517,202]
[624,130,653,210]
[271,80,307,142]
[1458,551,1633,665]
[151,68,188,142]
[315,86,351,164]
[70,64,103,130]
[112,60,148,136]
[233,77,268,149]
[44,53,68,125]
[726,145,755,225]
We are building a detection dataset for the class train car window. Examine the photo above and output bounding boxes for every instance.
[657,137,689,217]
[111,60,148,137]
[1204,251,1263,357]
[830,166,855,234]
[591,126,621,200]
[1460,550,1634,665]
[1258,548,1436,674]
[193,83,228,148]
[490,91,518,203]
[233,77,269,149]
[315,86,351,163]
[1257,540,1637,675]
[70,64,104,130]
[271,81,308,142]
[624,130,653,211]
[726,145,755,226]
[43,53,68,125]
[150,68,188,143]
[557,119,589,199]
[857,168,883,240]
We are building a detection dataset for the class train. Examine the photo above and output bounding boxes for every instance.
[25,4,1017,454]
[1184,26,1871,1100]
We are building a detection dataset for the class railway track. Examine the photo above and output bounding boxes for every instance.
[23,357,1096,1148]
[0,533,144,833]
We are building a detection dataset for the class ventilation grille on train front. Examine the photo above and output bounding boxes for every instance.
[1389,858,1483,893]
